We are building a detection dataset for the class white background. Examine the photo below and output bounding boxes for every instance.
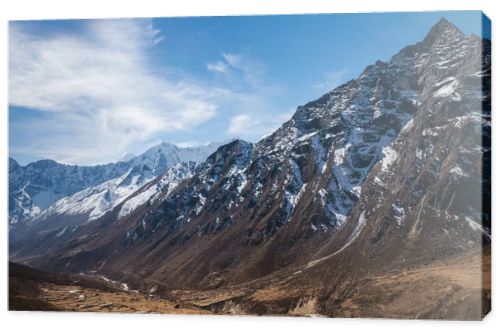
[0,0,498,333]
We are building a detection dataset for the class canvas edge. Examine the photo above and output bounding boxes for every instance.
[480,10,492,320]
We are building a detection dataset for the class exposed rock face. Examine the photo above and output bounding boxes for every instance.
[9,18,491,319]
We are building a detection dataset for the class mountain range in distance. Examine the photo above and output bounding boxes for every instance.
[9,140,227,230]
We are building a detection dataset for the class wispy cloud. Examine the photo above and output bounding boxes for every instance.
[175,141,203,148]
[313,68,348,92]
[206,52,270,89]
[227,111,292,138]
[206,52,291,140]
[10,21,297,165]
[9,19,220,164]
[227,114,255,135]
[206,61,230,74]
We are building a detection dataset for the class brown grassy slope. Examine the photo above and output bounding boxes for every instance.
[9,262,210,314]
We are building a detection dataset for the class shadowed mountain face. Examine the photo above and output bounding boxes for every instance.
[9,18,491,319]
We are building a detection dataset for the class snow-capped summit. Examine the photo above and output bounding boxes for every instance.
[35,161,198,224]
[9,141,226,227]
[128,140,225,176]
[423,17,465,46]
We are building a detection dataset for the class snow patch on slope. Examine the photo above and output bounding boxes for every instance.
[380,147,398,172]
[119,162,197,219]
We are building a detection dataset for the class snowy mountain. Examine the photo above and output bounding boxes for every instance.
[9,141,224,227]
[35,161,197,227]
[9,18,491,319]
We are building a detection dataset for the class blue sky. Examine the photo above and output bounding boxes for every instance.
[9,11,483,166]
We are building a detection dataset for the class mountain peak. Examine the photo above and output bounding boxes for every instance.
[423,17,464,45]
[206,138,253,164]
[119,152,136,162]
[215,138,252,153]
[159,140,176,148]
[9,157,20,169]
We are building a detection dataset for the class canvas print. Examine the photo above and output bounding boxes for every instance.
[8,11,491,320]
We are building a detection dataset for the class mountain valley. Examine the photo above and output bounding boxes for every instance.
[9,18,491,319]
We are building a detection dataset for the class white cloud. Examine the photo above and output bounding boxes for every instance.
[206,61,230,74]
[10,21,298,165]
[175,141,203,148]
[222,53,242,67]
[9,19,219,164]
[227,114,254,135]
